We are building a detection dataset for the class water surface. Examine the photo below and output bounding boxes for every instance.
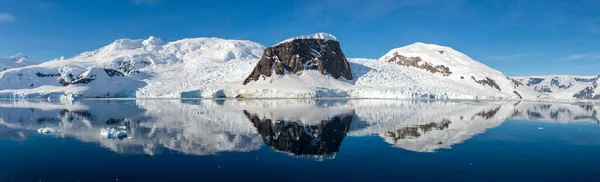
[0,99,599,182]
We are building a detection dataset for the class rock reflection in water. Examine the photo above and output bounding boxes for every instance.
[244,110,353,159]
[386,119,451,141]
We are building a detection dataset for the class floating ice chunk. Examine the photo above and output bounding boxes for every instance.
[37,127,59,134]
[100,128,128,139]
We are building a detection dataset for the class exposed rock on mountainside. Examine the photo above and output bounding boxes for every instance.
[472,76,501,91]
[243,33,353,85]
[383,52,452,76]
[59,68,126,86]
[573,76,600,99]
[512,75,600,100]
[509,77,523,88]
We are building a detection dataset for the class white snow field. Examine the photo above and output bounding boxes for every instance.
[0,33,595,100]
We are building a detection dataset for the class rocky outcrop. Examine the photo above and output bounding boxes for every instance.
[472,76,501,91]
[573,76,600,99]
[59,68,125,86]
[383,52,452,76]
[508,77,523,88]
[243,33,353,85]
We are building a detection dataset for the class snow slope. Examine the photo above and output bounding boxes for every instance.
[346,42,536,99]
[0,36,265,99]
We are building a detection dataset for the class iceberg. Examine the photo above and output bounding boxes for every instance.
[37,127,59,134]
[100,128,128,139]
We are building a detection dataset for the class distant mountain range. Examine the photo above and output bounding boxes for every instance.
[0,33,597,100]
[511,75,600,100]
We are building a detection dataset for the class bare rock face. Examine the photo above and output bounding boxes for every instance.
[508,77,523,88]
[471,76,501,91]
[574,75,600,99]
[243,36,353,85]
[383,52,452,76]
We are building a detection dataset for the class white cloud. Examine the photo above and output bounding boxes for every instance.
[133,0,158,5]
[559,53,600,61]
[0,13,15,22]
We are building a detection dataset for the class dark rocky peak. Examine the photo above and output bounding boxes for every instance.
[383,52,452,76]
[243,33,353,85]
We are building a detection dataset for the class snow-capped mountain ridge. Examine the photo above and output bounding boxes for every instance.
[0,53,30,71]
[0,33,596,100]
[0,36,265,98]
[75,36,264,64]
[511,75,600,99]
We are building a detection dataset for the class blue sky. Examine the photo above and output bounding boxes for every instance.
[0,0,599,76]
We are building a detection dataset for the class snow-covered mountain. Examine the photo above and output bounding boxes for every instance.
[511,75,600,100]
[2,33,593,100]
[347,43,537,99]
[0,36,265,99]
[0,53,30,71]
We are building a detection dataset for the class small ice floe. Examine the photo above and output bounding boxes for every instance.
[117,125,127,130]
[37,127,59,134]
[538,127,544,130]
[100,128,128,140]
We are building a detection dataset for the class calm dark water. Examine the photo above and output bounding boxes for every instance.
[0,99,599,182]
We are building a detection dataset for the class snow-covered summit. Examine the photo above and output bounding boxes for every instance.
[380,42,491,72]
[356,42,531,99]
[76,36,264,63]
[0,53,30,71]
[0,36,266,99]
[276,32,338,45]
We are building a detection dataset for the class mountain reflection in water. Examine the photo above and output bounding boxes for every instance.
[245,110,353,159]
[0,99,598,157]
